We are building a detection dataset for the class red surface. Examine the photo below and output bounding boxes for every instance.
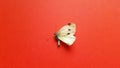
[0,0,120,68]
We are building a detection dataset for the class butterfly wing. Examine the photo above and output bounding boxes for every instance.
[55,23,76,46]
[58,35,76,46]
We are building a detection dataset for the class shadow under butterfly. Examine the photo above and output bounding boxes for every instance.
[54,23,76,46]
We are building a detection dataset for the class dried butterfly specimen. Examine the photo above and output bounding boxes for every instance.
[54,23,76,46]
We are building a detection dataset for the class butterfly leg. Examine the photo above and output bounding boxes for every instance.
[54,33,61,46]
[57,40,60,46]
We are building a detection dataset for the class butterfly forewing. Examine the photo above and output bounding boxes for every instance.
[56,23,76,37]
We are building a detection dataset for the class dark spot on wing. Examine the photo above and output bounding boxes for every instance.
[68,23,71,26]
[67,33,70,35]
[68,29,71,31]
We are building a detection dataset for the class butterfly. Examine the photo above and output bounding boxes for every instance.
[54,23,76,46]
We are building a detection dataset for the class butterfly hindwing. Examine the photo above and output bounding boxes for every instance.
[58,35,76,46]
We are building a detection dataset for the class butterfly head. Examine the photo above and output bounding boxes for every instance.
[54,33,58,40]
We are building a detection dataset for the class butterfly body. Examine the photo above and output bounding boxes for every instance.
[54,23,76,46]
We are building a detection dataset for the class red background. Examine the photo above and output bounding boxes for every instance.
[0,0,120,68]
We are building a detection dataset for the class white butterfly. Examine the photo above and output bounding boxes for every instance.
[54,23,76,46]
